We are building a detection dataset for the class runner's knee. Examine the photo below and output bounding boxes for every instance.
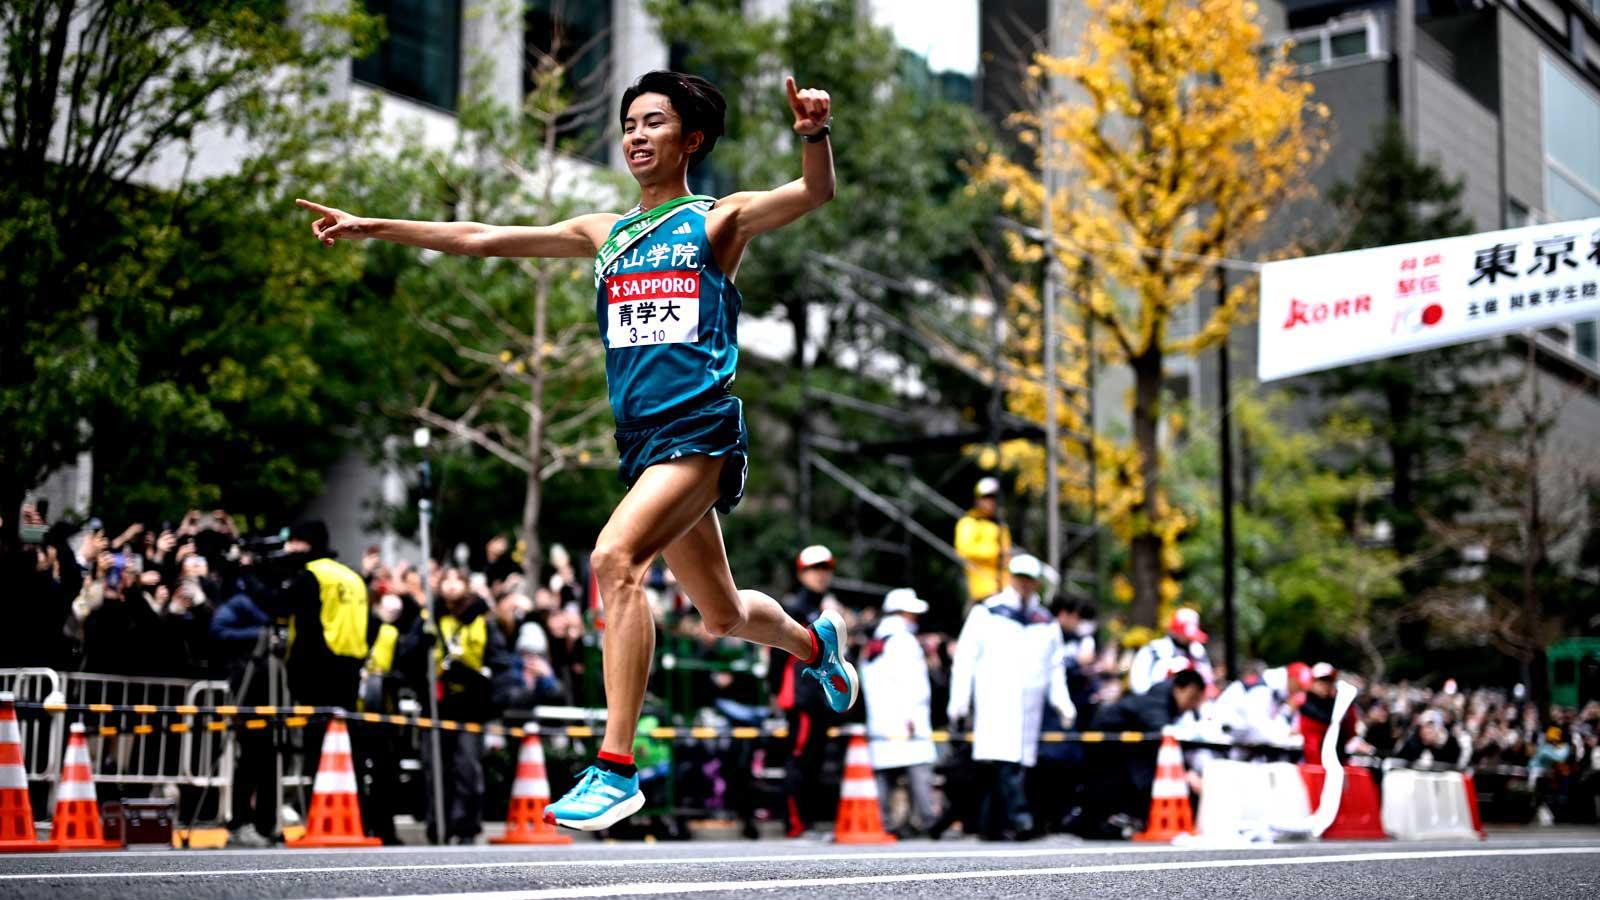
[702,591,749,637]
[591,542,645,594]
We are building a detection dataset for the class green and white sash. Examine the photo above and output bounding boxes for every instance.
[593,194,714,286]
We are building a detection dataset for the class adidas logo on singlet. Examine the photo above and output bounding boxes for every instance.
[671,222,692,236]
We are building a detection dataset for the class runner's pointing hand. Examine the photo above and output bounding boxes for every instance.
[295,198,369,246]
[785,76,830,136]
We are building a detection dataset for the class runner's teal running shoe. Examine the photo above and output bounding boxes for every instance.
[543,765,644,831]
[802,609,859,713]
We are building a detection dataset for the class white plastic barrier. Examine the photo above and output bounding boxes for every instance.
[1196,760,1312,838]
[1379,769,1480,840]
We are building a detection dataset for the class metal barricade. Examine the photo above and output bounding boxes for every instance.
[69,672,203,795]
[0,668,65,787]
[1,669,237,813]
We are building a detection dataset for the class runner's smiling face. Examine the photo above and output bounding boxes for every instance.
[622,93,703,185]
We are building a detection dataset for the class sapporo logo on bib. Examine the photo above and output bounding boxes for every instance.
[606,270,700,347]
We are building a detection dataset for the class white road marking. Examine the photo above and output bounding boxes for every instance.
[0,842,1365,880]
[299,846,1600,899]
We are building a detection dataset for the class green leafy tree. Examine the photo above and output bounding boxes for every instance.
[377,37,623,586]
[0,0,378,536]
[1319,118,1486,579]
[1314,117,1500,671]
[1172,393,1401,668]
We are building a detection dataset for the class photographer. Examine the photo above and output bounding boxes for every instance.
[246,521,369,785]
[209,582,278,847]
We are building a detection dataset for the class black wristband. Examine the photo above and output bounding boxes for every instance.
[801,123,831,143]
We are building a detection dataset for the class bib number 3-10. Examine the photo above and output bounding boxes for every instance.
[605,270,700,347]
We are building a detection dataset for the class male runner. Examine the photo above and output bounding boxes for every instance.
[295,70,856,832]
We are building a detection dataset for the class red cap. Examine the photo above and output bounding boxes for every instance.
[1169,607,1208,643]
[1287,661,1312,690]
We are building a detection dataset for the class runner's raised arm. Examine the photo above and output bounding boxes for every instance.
[711,76,834,244]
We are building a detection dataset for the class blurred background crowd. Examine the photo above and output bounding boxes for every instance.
[6,499,1597,846]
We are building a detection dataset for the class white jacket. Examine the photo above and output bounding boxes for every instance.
[861,615,937,770]
[1129,635,1213,695]
[947,587,1075,766]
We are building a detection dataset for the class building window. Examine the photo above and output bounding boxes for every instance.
[1541,55,1600,220]
[1281,12,1385,72]
[353,0,462,112]
[526,0,612,164]
[1576,321,1598,362]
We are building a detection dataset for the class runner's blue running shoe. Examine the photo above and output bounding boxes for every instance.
[543,765,644,831]
[802,609,859,713]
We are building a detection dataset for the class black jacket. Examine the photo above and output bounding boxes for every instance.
[1092,681,1185,732]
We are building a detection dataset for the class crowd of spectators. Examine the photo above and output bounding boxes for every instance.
[3,502,1598,842]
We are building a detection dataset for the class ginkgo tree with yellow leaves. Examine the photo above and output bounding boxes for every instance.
[978,0,1325,628]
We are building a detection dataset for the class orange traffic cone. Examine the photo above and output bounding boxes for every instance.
[491,731,570,845]
[1133,734,1195,842]
[0,692,55,852]
[51,723,119,850]
[286,718,380,848]
[832,733,896,844]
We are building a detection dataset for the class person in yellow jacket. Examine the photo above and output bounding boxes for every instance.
[251,520,370,788]
[955,477,1011,606]
[428,568,514,844]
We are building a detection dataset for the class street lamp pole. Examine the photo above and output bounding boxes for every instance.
[413,426,448,843]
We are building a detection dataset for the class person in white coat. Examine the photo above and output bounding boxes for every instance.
[1128,607,1214,695]
[861,587,939,835]
[947,554,1075,839]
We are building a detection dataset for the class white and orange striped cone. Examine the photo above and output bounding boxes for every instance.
[51,723,119,850]
[1134,734,1195,842]
[0,692,55,852]
[491,731,570,845]
[286,718,380,848]
[832,732,896,844]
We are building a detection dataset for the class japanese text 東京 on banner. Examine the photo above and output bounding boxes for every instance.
[1258,217,1600,381]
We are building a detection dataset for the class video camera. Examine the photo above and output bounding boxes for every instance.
[236,533,311,584]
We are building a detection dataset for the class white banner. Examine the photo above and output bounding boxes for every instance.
[1258,217,1600,381]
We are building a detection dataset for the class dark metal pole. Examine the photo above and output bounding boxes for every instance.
[1083,263,1103,606]
[1216,266,1238,682]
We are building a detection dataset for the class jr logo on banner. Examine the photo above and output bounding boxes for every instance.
[1258,217,1600,381]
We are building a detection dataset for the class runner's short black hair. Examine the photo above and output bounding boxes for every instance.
[620,70,726,169]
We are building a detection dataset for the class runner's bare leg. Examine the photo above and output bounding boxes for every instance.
[662,509,813,657]
[590,455,809,756]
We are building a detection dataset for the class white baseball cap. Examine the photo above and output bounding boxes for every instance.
[975,477,1001,497]
[882,587,929,616]
[795,544,835,571]
[1008,553,1043,580]
[515,622,549,657]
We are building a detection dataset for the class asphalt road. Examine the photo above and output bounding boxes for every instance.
[2,834,1597,899]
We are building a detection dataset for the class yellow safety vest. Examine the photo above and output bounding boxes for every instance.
[367,622,399,675]
[435,613,488,673]
[955,512,1011,603]
[290,557,370,661]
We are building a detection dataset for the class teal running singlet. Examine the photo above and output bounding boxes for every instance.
[594,199,741,424]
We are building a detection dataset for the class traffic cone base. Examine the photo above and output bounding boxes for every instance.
[492,734,571,845]
[286,720,381,848]
[52,723,120,850]
[0,692,56,853]
[832,734,896,844]
[1133,735,1195,842]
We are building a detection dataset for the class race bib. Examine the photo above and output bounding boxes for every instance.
[605,270,700,348]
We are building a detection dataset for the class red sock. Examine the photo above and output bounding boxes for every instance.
[597,749,634,766]
[799,627,820,665]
